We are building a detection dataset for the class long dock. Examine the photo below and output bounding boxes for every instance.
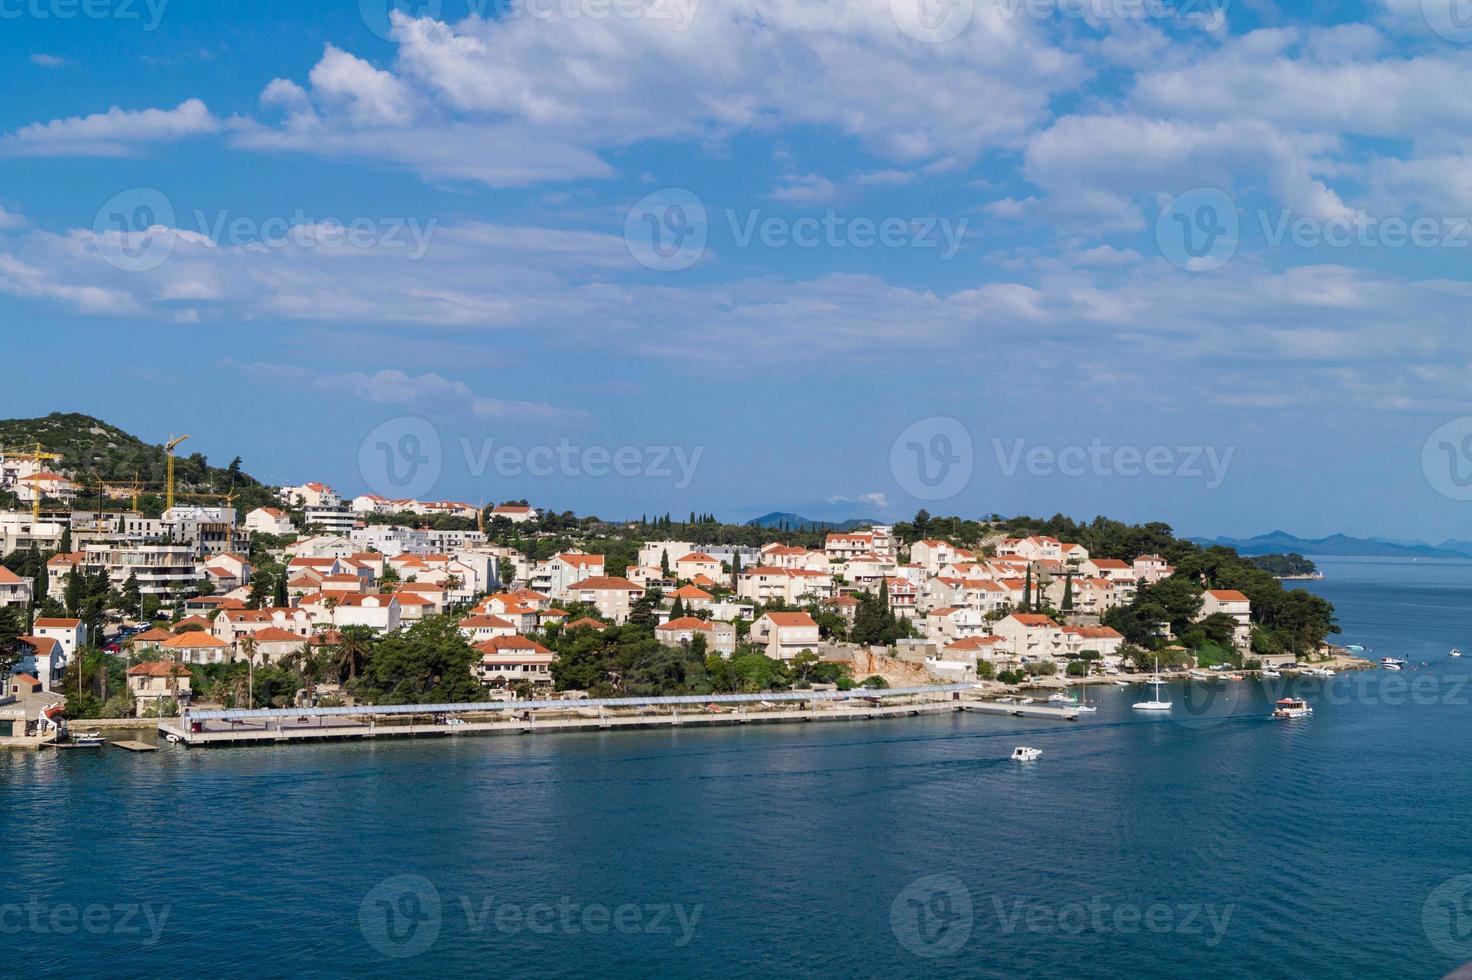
[158,686,994,748]
[159,701,969,747]
[963,701,1081,721]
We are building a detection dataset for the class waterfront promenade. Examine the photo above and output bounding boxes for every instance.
[157,685,1032,747]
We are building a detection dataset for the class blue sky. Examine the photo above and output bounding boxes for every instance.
[4,0,1472,541]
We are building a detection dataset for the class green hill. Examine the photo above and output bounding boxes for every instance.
[0,412,275,514]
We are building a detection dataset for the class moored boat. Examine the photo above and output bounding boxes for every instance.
[1379,657,1406,671]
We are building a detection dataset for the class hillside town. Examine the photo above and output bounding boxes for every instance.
[0,436,1338,739]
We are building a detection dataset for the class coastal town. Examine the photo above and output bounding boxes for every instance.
[0,419,1343,747]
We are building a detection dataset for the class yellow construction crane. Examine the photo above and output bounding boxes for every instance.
[0,442,65,519]
[164,434,190,511]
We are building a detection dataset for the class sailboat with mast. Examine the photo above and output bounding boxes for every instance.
[1132,658,1172,712]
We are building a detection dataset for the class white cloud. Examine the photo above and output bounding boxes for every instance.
[30,54,69,68]
[232,362,579,419]
[0,99,219,157]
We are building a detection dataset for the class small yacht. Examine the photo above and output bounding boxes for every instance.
[1011,746,1042,762]
[1047,692,1078,705]
[70,731,106,747]
[1272,698,1313,719]
[1018,697,1035,704]
[1379,657,1406,671]
[1133,659,1172,712]
[1113,681,1130,688]
[1452,649,1463,658]
[1261,667,1281,678]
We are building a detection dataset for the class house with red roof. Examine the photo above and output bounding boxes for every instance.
[474,635,554,687]
[656,616,737,656]
[749,611,821,661]
[127,662,192,714]
[0,565,32,609]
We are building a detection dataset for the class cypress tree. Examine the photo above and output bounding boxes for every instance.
[1021,567,1032,613]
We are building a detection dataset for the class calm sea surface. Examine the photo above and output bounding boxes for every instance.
[4,556,1472,978]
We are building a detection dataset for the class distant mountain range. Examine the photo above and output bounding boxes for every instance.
[1192,530,1472,559]
[746,512,882,532]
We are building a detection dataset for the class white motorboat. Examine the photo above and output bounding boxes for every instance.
[1379,657,1406,671]
[1018,697,1035,704]
[70,731,106,747]
[1113,681,1130,688]
[1011,746,1042,762]
[1272,698,1313,719]
[1261,668,1281,679]
[1133,659,1172,712]
[1452,649,1462,658]
[1047,692,1078,705]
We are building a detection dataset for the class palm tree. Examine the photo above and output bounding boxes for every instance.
[240,636,259,707]
[333,626,374,684]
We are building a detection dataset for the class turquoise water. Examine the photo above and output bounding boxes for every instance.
[4,556,1471,978]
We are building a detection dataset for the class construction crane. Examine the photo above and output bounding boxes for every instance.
[0,442,65,519]
[164,434,190,512]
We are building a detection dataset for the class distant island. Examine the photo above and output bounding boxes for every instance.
[745,512,882,532]
[1192,530,1472,560]
[1249,553,1320,578]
